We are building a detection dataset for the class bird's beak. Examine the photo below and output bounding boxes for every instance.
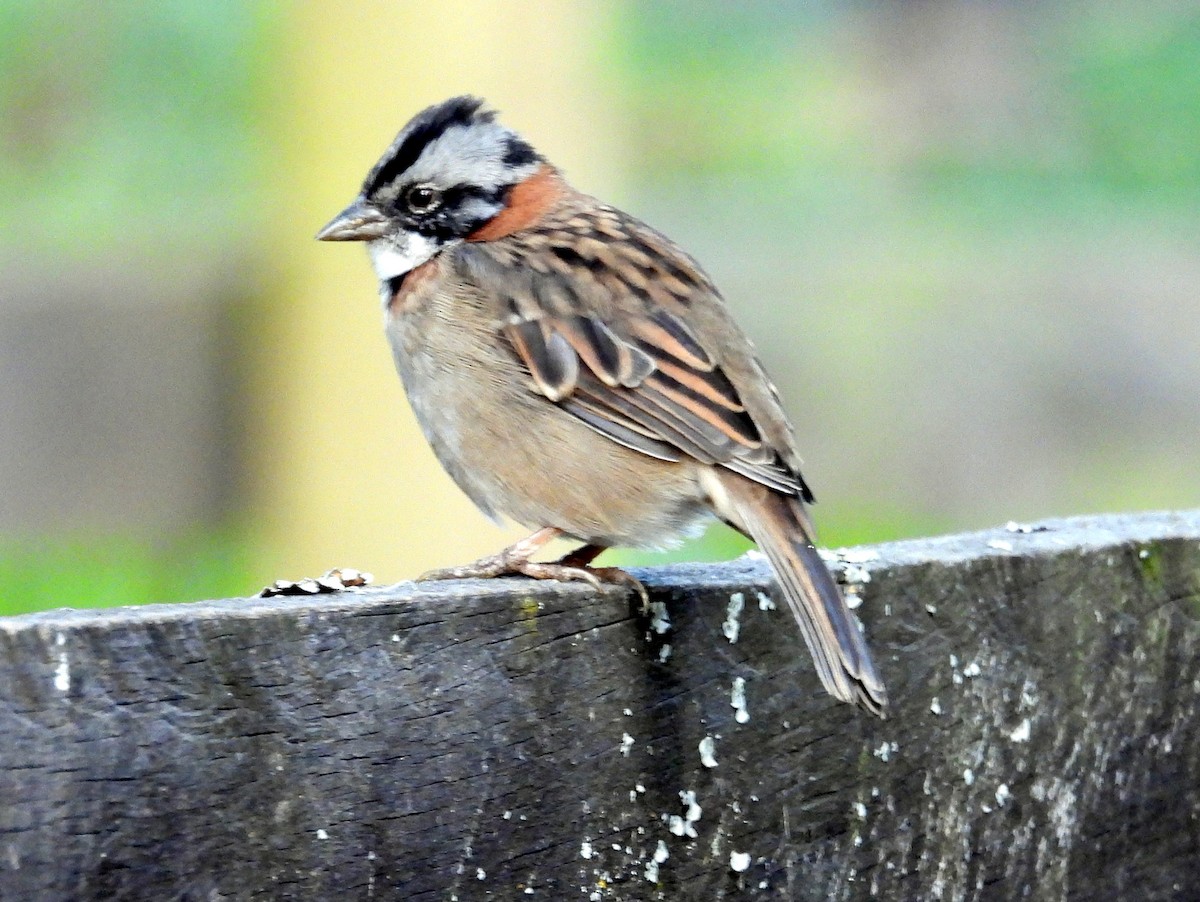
[316,199,390,241]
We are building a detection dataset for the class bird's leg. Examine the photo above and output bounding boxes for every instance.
[419,531,648,607]
[418,527,564,581]
[553,544,606,569]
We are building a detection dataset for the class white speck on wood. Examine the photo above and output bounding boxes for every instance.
[649,602,671,635]
[316,828,329,840]
[843,563,871,584]
[756,591,775,611]
[53,634,70,693]
[668,790,702,838]
[699,736,718,768]
[657,643,672,663]
[580,840,593,860]
[963,768,975,786]
[962,661,981,678]
[853,802,867,818]
[1009,719,1031,742]
[620,733,634,757]
[731,677,750,724]
[729,851,751,872]
[930,697,942,715]
[723,593,744,643]
[476,868,486,880]
[845,588,863,610]
[995,784,1011,806]
[654,839,669,863]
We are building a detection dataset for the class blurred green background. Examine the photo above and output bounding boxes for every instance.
[2,1,1198,615]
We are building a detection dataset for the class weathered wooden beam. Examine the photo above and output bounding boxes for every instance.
[1,511,1198,901]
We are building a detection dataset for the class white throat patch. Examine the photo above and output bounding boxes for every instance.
[368,233,440,283]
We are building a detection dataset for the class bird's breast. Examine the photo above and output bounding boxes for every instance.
[382,283,710,546]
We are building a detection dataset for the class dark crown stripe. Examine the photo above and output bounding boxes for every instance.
[503,136,540,169]
[365,95,493,195]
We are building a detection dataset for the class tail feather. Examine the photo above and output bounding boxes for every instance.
[712,471,887,715]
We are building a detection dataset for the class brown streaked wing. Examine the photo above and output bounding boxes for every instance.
[486,235,806,498]
[625,308,714,371]
[573,372,723,464]
[560,394,682,462]
[639,369,760,449]
[506,307,767,469]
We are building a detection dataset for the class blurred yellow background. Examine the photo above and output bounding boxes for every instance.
[3,1,1199,613]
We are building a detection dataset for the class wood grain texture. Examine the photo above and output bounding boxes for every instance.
[2,511,1199,901]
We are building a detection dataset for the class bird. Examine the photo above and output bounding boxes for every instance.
[317,96,886,715]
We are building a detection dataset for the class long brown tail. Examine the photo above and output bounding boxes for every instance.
[713,471,888,716]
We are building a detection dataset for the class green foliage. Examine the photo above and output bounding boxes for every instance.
[1069,12,1200,194]
[0,1,275,256]
[0,530,256,617]
[618,3,856,180]
[622,3,1200,207]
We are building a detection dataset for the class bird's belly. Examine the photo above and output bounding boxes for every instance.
[387,306,710,548]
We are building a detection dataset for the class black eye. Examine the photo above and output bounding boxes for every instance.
[404,184,442,215]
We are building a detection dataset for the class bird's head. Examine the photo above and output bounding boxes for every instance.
[317,96,550,285]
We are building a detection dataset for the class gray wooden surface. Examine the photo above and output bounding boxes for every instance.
[2,511,1199,901]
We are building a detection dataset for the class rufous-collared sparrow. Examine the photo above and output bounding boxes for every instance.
[317,97,886,714]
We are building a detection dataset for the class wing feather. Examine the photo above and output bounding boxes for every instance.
[505,318,578,401]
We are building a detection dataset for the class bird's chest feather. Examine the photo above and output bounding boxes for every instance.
[382,271,536,514]
[387,277,515,428]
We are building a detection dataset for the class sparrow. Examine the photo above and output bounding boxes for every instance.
[317,96,886,715]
